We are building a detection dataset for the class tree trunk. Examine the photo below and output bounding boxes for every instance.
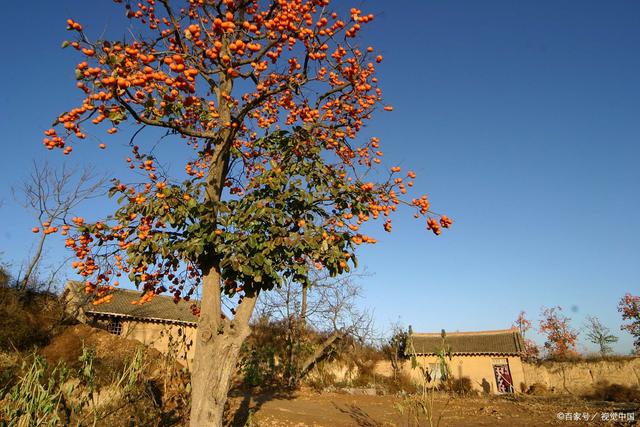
[189,49,245,426]
[296,331,344,382]
[19,226,47,290]
[189,331,250,426]
[189,266,257,427]
[300,285,307,325]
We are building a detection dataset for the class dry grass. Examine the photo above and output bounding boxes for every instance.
[535,353,638,365]
[0,288,65,351]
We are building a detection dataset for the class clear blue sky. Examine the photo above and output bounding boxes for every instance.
[0,1,638,353]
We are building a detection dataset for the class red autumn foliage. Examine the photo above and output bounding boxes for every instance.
[539,306,578,358]
[618,293,640,354]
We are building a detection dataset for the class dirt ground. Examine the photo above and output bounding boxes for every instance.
[226,390,638,427]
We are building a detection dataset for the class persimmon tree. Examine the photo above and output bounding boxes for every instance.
[539,306,578,358]
[44,1,451,425]
[618,293,640,354]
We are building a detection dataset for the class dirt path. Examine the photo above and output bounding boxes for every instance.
[226,390,638,426]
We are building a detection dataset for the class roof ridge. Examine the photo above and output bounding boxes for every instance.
[413,328,518,337]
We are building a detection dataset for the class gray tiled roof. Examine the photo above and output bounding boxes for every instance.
[410,329,525,356]
[81,287,198,325]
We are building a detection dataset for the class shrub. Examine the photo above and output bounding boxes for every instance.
[381,372,417,395]
[305,364,337,392]
[349,352,384,389]
[589,381,640,403]
[540,350,583,363]
[239,345,279,388]
[0,288,59,351]
[239,318,311,388]
[582,353,637,363]
[0,353,21,392]
[526,382,550,395]
[447,376,476,396]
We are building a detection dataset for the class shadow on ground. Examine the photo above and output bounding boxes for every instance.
[228,389,296,426]
[332,401,382,427]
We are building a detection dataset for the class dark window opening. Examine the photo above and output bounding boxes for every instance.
[107,319,122,335]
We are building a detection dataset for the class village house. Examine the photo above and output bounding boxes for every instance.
[65,283,198,367]
[65,282,527,393]
[407,329,527,394]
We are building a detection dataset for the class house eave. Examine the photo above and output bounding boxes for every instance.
[85,310,197,326]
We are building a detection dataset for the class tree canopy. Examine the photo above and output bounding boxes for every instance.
[43,0,451,308]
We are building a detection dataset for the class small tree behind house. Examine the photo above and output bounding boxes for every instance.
[383,324,410,384]
[246,270,374,387]
[513,310,540,361]
[539,306,578,358]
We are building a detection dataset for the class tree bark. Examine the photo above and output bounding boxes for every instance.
[300,285,307,325]
[188,57,246,425]
[189,267,257,426]
[19,226,47,290]
[296,331,344,382]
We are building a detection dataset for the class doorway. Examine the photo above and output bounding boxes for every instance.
[491,358,514,393]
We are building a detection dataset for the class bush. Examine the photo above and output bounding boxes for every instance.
[526,382,550,395]
[589,381,640,402]
[447,376,476,396]
[349,352,384,389]
[305,363,337,392]
[0,353,22,392]
[381,372,417,395]
[239,345,280,388]
[239,318,311,388]
[582,353,637,363]
[0,288,64,351]
[540,351,583,363]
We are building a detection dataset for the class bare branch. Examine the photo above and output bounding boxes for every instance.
[12,161,107,290]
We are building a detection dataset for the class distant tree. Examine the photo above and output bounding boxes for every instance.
[513,310,540,361]
[382,323,410,382]
[514,310,531,337]
[584,315,617,357]
[255,269,373,385]
[12,161,105,291]
[618,293,640,354]
[539,306,578,358]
